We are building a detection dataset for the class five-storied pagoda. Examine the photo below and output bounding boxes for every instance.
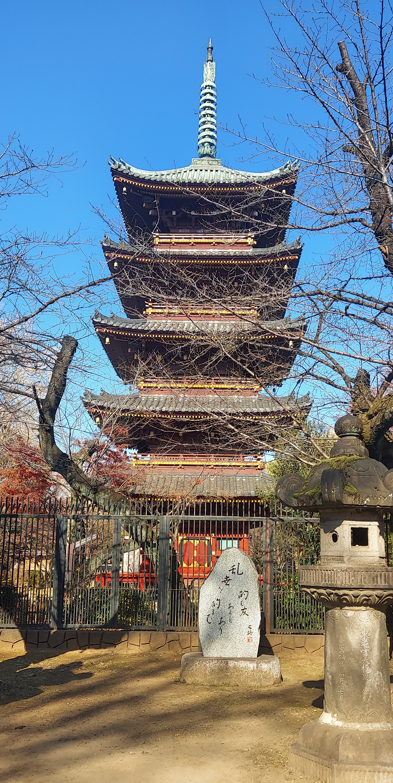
[84,41,310,503]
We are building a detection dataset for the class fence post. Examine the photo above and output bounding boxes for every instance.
[263,516,274,635]
[157,516,170,631]
[50,514,67,630]
[110,515,121,625]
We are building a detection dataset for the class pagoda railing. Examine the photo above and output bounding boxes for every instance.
[153,232,256,248]
[143,303,259,319]
[138,378,261,391]
[130,454,265,469]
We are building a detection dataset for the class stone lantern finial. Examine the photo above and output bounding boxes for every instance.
[330,414,368,458]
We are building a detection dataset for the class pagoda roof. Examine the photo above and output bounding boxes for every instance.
[102,235,302,262]
[83,389,311,416]
[129,468,274,499]
[110,156,298,189]
[92,311,306,337]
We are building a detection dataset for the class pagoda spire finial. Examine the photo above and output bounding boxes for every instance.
[197,39,217,159]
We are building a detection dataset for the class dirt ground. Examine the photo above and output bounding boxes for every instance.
[0,644,354,783]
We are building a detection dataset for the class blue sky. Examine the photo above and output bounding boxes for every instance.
[0,0,336,438]
[1,0,305,239]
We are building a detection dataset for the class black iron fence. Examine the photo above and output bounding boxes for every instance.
[0,497,57,626]
[0,496,323,633]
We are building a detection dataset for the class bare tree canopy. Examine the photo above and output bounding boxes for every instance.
[0,135,112,418]
[225,0,393,276]
[0,134,122,500]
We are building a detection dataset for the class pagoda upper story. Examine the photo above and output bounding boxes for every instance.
[110,154,298,245]
[111,40,297,251]
[84,41,309,498]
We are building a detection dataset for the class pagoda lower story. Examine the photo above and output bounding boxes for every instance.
[84,42,309,506]
[84,378,309,501]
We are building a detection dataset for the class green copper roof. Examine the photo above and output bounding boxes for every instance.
[110,155,298,186]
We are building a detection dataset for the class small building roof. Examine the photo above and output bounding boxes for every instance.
[129,468,275,499]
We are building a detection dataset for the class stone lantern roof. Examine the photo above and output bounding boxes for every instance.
[276,414,393,510]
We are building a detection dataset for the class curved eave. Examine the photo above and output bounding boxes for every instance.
[103,237,302,319]
[93,319,306,350]
[83,391,311,419]
[102,237,303,266]
[94,326,302,341]
[92,313,306,340]
[110,156,299,192]
[94,327,303,373]
[85,406,309,427]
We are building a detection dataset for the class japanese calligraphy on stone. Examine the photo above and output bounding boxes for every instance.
[199,548,261,658]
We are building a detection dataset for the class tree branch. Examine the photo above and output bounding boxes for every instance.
[36,336,128,509]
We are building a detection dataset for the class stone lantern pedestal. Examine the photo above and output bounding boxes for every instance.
[276,415,393,782]
[291,568,393,781]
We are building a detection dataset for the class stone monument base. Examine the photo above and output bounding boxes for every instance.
[180,651,281,687]
[289,719,393,782]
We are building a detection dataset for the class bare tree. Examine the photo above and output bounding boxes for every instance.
[0,134,130,500]
[229,0,393,273]
[0,134,114,410]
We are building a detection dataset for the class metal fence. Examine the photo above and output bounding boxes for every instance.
[0,496,323,633]
[0,497,57,626]
[270,515,324,633]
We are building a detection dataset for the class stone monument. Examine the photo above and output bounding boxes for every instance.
[180,548,281,686]
[199,548,261,658]
[276,414,393,783]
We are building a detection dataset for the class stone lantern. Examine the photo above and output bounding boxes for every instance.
[276,414,393,782]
